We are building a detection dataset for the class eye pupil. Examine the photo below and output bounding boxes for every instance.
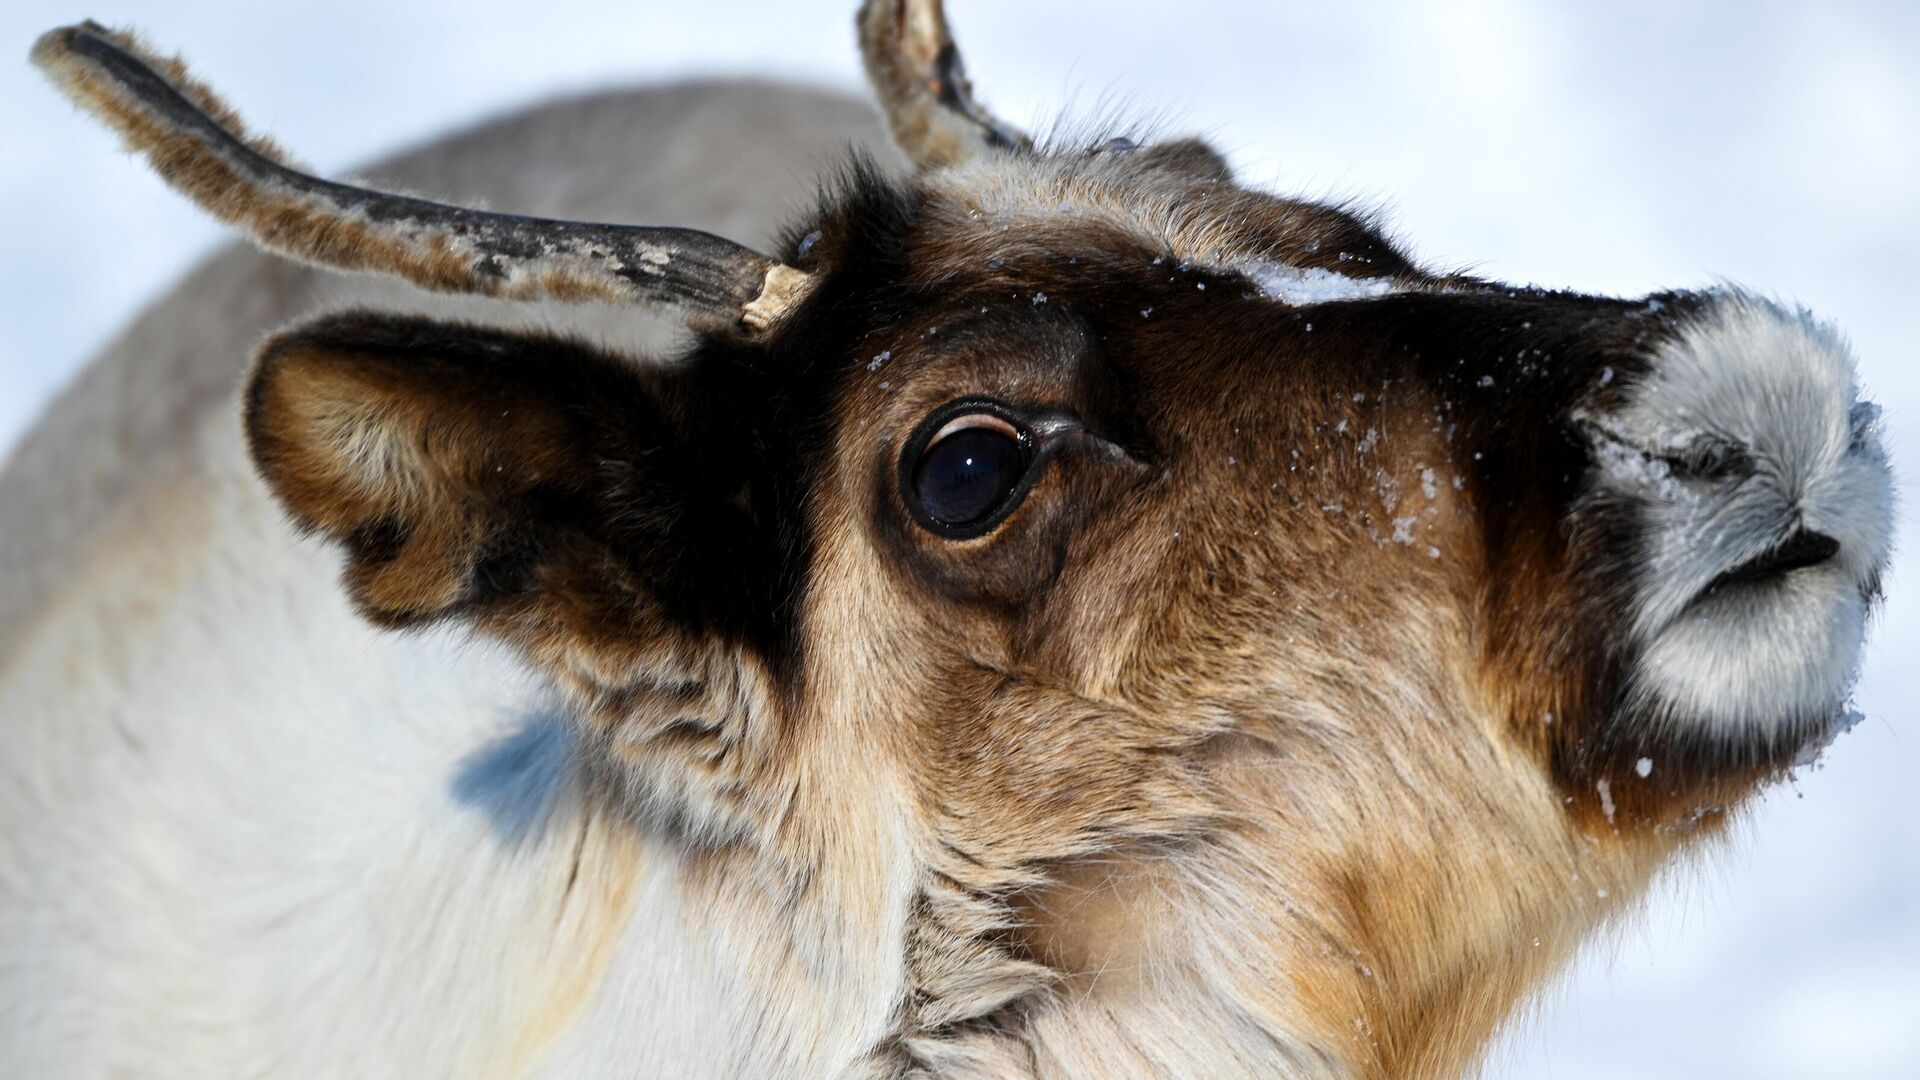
[912,425,1026,528]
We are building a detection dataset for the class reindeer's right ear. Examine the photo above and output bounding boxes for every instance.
[246,311,783,682]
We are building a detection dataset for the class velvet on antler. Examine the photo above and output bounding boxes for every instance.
[31,21,814,335]
[857,0,1030,169]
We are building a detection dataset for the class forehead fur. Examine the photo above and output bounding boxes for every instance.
[909,147,1426,291]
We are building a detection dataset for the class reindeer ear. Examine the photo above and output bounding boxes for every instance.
[245,311,778,671]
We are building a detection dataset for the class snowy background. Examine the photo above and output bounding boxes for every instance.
[3,2,1915,1075]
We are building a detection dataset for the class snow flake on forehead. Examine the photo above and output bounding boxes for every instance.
[1247,263,1401,307]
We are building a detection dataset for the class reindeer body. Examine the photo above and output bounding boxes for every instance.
[1,83,908,1078]
[3,7,1895,1077]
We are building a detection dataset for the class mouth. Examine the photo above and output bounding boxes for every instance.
[1638,531,1870,744]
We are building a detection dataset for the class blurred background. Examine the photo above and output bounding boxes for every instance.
[3,2,1915,1075]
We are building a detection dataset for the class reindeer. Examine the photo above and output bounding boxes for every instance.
[2,3,1894,1076]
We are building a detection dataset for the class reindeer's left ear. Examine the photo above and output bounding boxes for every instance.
[246,311,785,685]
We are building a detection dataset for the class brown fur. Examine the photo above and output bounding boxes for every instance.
[231,145,1846,1080]
[30,2,1884,1075]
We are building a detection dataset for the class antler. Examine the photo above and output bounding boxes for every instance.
[858,0,1030,169]
[31,22,813,335]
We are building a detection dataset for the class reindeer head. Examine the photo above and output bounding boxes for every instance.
[37,3,1895,1074]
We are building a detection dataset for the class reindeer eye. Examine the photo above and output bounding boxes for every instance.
[908,412,1030,534]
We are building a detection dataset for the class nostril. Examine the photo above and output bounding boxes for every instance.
[1765,529,1841,573]
[1714,529,1841,590]
[1659,435,1754,483]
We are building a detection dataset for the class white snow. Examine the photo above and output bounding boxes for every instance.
[1248,263,1400,306]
